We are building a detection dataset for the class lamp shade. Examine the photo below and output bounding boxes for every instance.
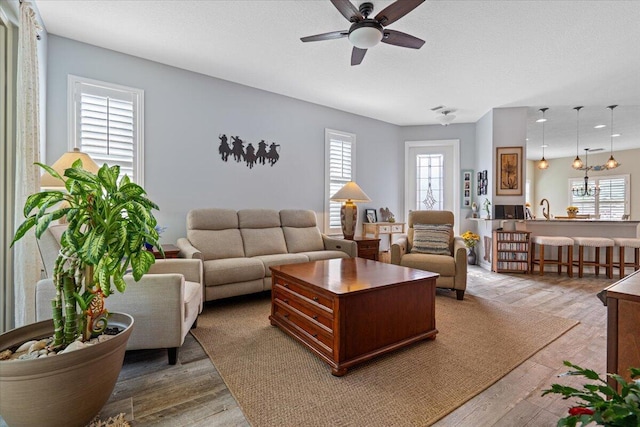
[330,181,371,203]
[40,148,101,188]
[331,182,371,240]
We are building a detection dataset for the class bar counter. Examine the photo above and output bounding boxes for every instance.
[515,219,639,238]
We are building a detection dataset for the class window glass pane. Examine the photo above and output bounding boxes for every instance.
[325,130,355,233]
[416,154,443,210]
[569,175,628,219]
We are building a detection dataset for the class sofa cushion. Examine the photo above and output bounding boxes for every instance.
[411,224,453,255]
[188,229,245,260]
[280,209,318,228]
[203,258,265,287]
[238,209,288,257]
[400,253,456,276]
[188,208,238,230]
[253,253,310,277]
[283,227,325,253]
[301,250,351,261]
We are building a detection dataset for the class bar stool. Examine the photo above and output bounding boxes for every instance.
[612,238,640,278]
[530,236,574,277]
[572,237,614,279]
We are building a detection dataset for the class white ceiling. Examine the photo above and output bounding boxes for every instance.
[35,0,640,160]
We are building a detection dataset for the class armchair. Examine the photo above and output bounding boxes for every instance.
[390,210,467,300]
[35,225,203,365]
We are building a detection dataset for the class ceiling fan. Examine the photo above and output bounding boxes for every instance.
[301,0,426,66]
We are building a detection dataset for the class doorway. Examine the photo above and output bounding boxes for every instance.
[405,140,460,234]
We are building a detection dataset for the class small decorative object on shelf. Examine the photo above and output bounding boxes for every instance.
[542,361,640,427]
[525,202,533,219]
[471,202,479,218]
[483,198,491,219]
[566,206,579,218]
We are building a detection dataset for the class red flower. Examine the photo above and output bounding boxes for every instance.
[568,407,595,416]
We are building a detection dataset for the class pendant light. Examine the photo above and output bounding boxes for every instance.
[537,108,549,170]
[571,106,584,169]
[606,105,619,169]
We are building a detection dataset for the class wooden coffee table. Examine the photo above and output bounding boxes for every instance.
[269,258,438,376]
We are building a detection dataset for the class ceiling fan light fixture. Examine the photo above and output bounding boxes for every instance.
[437,110,456,126]
[348,24,383,49]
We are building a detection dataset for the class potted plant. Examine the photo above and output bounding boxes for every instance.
[0,160,162,427]
[543,361,640,426]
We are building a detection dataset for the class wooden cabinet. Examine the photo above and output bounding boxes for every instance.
[150,243,180,259]
[353,238,380,261]
[492,230,531,273]
[604,270,640,389]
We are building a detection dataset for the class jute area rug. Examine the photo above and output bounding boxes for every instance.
[191,293,578,427]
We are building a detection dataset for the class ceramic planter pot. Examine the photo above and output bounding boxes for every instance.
[0,313,134,427]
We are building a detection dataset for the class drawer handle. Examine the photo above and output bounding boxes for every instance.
[284,284,289,288]
[313,297,319,302]
[313,315,318,320]
[284,299,289,304]
[312,333,318,338]
[284,313,289,319]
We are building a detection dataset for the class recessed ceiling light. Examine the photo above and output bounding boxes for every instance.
[536,118,547,123]
[541,144,548,148]
[594,124,606,129]
[612,133,621,137]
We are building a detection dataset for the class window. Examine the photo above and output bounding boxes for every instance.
[416,154,444,210]
[325,129,355,234]
[569,174,629,219]
[68,75,144,185]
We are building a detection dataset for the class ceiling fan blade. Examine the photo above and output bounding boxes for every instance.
[301,31,348,42]
[331,0,363,22]
[351,47,367,66]
[382,29,425,49]
[374,0,425,26]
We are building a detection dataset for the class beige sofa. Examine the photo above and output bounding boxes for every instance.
[390,210,467,300]
[177,208,357,301]
[35,224,203,365]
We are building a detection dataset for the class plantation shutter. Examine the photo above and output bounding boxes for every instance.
[69,76,143,185]
[569,175,628,219]
[598,177,627,220]
[325,129,355,234]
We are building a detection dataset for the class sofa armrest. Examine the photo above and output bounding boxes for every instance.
[453,237,468,286]
[390,235,408,265]
[322,235,357,258]
[148,258,203,284]
[177,237,203,260]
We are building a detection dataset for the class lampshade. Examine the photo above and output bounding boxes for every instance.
[348,25,383,49]
[330,181,372,203]
[331,181,371,240]
[40,148,100,188]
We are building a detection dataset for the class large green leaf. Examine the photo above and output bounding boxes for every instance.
[82,229,106,264]
[23,191,64,216]
[11,216,37,246]
[34,213,55,238]
[131,249,155,281]
[97,164,117,192]
[113,275,126,293]
[64,167,99,184]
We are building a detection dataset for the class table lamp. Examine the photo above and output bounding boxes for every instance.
[40,147,100,188]
[330,181,371,240]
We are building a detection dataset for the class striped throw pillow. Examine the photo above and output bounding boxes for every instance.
[411,223,453,255]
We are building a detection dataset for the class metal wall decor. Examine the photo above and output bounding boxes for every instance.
[218,134,280,169]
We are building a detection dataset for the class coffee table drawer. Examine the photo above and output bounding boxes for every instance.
[274,289,333,329]
[273,303,333,356]
[274,279,333,311]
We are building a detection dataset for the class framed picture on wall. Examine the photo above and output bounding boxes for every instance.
[461,169,473,208]
[496,146,523,196]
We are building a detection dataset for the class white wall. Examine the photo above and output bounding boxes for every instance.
[46,35,402,243]
[531,147,640,220]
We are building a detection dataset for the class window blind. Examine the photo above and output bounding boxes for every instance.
[569,175,628,219]
[329,137,353,229]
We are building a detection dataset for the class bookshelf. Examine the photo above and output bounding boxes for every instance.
[492,230,531,273]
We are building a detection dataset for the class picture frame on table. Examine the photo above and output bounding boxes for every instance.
[496,146,523,196]
[364,208,377,223]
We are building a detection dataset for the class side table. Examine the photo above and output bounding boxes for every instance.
[150,243,180,259]
[353,238,380,261]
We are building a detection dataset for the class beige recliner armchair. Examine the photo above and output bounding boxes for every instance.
[35,224,203,365]
[390,210,467,300]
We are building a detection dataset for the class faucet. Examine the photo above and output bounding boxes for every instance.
[540,198,550,220]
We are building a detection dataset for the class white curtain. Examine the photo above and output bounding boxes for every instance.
[13,1,41,326]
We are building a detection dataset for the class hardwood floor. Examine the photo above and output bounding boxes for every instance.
[3,262,621,426]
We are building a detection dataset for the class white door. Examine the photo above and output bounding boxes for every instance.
[405,140,460,233]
